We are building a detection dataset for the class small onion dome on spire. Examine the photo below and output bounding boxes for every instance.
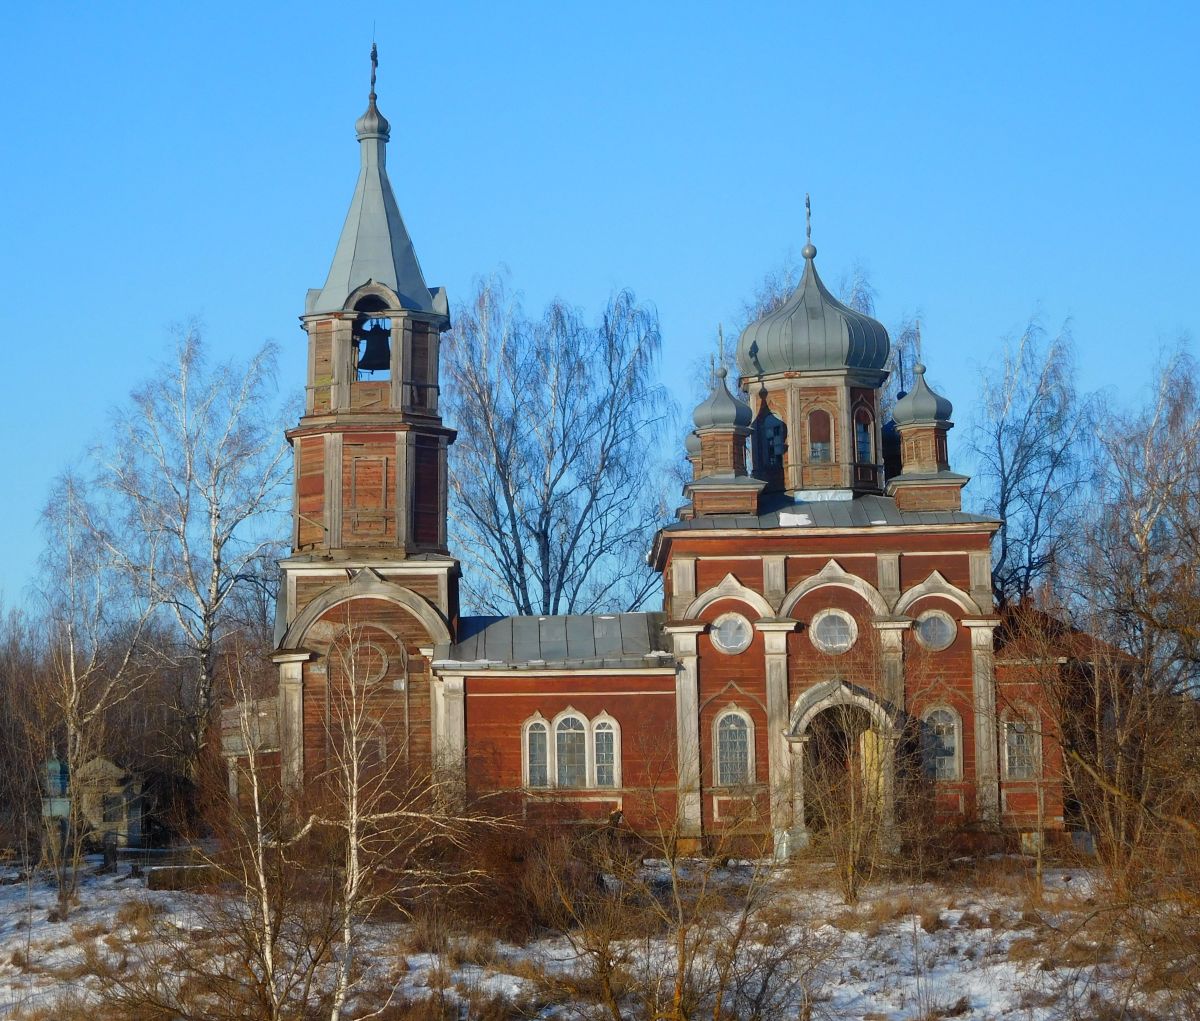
[685,430,702,457]
[356,43,391,139]
[736,205,889,378]
[693,368,753,430]
[892,363,953,426]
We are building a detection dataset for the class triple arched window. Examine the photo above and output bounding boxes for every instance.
[523,711,622,789]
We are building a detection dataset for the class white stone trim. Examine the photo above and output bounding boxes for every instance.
[684,573,776,619]
[779,559,889,617]
[894,570,982,616]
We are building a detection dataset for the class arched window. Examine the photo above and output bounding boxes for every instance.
[525,720,549,787]
[1003,712,1040,780]
[714,710,754,787]
[854,408,874,464]
[556,716,588,787]
[808,410,832,463]
[922,708,960,780]
[594,719,618,788]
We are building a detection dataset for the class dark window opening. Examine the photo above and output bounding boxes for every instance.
[855,408,874,464]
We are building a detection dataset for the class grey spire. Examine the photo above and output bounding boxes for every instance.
[893,363,954,426]
[693,368,753,430]
[307,46,440,316]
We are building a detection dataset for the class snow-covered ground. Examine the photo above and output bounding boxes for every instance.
[0,857,1124,1019]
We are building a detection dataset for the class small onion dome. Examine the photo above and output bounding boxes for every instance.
[685,430,702,457]
[693,368,752,430]
[736,244,889,377]
[356,93,391,140]
[892,363,953,426]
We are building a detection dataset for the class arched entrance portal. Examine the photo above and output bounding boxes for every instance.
[781,680,897,854]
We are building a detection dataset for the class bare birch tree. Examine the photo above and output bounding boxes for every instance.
[92,327,290,773]
[443,275,671,615]
[968,319,1096,610]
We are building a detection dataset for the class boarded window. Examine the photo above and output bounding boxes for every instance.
[809,411,832,462]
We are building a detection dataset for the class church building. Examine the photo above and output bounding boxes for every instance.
[268,56,1062,854]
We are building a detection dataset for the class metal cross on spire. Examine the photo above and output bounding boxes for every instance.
[805,193,812,244]
[370,42,378,99]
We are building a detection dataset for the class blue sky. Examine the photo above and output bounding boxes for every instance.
[1,2,1197,600]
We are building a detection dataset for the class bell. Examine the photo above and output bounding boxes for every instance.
[356,324,391,372]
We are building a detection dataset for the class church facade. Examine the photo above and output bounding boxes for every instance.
[269,62,1062,853]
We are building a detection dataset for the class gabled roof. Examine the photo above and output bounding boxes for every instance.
[440,612,672,670]
[307,66,437,316]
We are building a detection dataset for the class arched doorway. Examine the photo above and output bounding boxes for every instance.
[804,703,885,834]
[782,681,897,853]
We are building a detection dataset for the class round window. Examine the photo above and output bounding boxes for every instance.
[915,611,957,651]
[810,609,857,655]
[710,613,753,655]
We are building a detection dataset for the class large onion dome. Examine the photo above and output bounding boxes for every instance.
[736,241,890,378]
[893,363,953,426]
[693,368,752,430]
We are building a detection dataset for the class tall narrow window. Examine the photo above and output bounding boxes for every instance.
[855,408,874,464]
[809,410,832,462]
[715,711,752,786]
[595,721,616,787]
[1005,717,1038,780]
[556,717,587,787]
[527,722,549,787]
[923,708,960,780]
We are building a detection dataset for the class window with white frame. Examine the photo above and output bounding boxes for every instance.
[523,711,621,789]
[714,709,754,787]
[556,715,587,787]
[809,608,858,655]
[922,707,960,781]
[710,612,753,655]
[526,721,549,787]
[1003,713,1040,780]
[914,610,957,652]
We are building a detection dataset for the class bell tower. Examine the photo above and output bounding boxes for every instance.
[272,48,459,792]
[290,45,454,565]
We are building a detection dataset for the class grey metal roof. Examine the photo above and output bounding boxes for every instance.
[893,363,954,427]
[307,74,437,316]
[736,244,890,379]
[665,493,997,532]
[693,368,752,430]
[442,612,672,669]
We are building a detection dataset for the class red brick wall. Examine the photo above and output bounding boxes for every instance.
[464,671,678,830]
